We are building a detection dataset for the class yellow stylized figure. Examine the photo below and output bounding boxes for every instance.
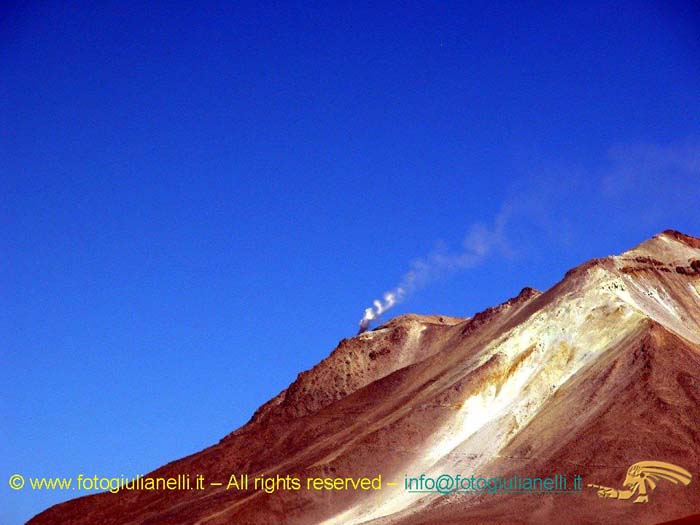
[588,461,692,503]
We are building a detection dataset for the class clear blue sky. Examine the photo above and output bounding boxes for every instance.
[2,2,699,523]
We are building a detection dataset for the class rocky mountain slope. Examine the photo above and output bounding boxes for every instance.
[29,230,700,524]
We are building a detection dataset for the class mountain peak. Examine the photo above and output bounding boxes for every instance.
[28,232,700,525]
[617,229,700,266]
[659,229,700,248]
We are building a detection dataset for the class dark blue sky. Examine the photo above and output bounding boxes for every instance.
[2,2,699,523]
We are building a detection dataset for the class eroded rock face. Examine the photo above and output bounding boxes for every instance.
[252,314,469,422]
[29,230,700,525]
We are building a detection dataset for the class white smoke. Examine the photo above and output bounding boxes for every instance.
[358,290,403,332]
[358,207,511,333]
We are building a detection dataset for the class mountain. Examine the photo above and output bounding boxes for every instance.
[29,230,700,525]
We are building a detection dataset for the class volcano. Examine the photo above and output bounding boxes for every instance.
[29,230,700,524]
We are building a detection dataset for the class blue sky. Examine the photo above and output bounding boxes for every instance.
[2,2,699,523]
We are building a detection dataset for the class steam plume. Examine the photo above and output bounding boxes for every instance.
[357,208,510,333]
[358,290,403,333]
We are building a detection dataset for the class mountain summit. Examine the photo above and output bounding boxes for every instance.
[30,231,700,525]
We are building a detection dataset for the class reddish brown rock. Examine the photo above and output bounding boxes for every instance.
[29,230,700,525]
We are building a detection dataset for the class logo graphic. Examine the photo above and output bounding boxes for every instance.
[588,461,692,504]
